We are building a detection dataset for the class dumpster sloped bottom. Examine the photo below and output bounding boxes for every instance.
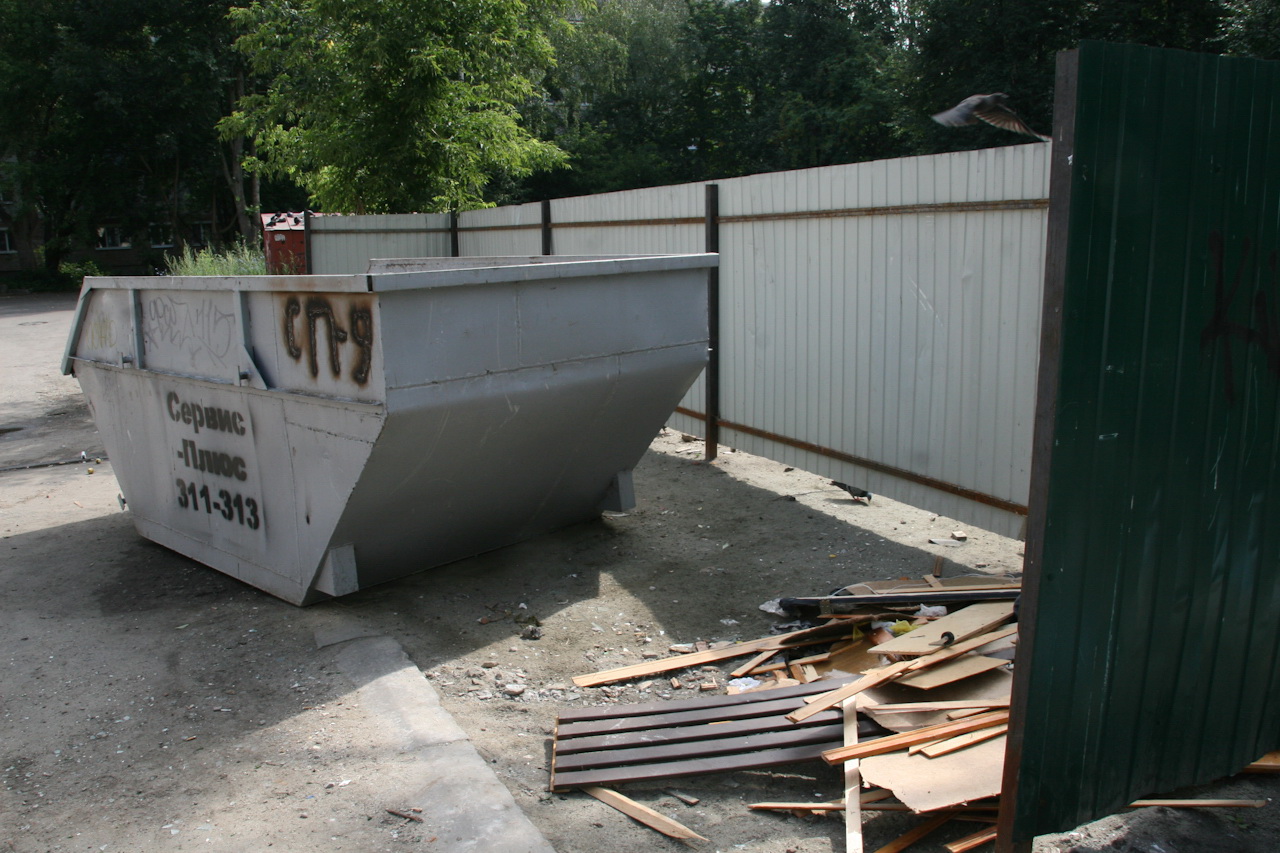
[331,344,705,595]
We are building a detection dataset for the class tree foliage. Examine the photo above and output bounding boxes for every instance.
[223,0,568,213]
[0,0,242,270]
[501,0,1277,202]
[4,0,1278,267]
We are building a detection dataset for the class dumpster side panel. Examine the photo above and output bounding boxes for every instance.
[72,363,384,604]
[73,368,296,572]
[515,270,708,366]
[245,291,386,403]
[72,289,135,366]
[379,285,521,388]
[138,289,243,382]
[377,268,708,390]
[330,343,707,588]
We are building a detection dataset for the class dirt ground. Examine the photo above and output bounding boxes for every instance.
[2,291,1278,852]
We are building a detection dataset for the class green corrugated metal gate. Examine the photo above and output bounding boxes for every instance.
[999,42,1280,850]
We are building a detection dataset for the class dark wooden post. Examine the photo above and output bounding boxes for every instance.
[704,184,721,462]
[541,199,553,256]
[302,210,313,275]
[449,211,460,257]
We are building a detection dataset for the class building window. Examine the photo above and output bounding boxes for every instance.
[191,222,213,247]
[149,222,175,248]
[96,225,132,250]
[0,228,13,253]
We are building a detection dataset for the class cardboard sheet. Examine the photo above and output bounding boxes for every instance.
[860,734,1006,813]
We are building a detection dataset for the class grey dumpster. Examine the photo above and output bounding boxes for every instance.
[62,254,716,604]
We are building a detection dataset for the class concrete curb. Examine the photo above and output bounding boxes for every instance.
[325,632,556,853]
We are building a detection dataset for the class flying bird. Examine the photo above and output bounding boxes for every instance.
[932,93,1050,142]
[830,481,872,503]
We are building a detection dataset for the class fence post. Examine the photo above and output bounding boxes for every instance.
[302,210,313,274]
[449,211,460,257]
[541,199,553,256]
[704,184,721,462]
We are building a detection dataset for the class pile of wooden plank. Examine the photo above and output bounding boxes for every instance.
[554,576,1028,847]
[554,574,1270,849]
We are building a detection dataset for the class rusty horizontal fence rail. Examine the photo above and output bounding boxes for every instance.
[451,198,1048,234]
[309,227,454,236]
[674,407,1028,516]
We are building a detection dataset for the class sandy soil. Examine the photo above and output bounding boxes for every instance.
[2,291,1277,853]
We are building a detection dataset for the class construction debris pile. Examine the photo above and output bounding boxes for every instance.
[550,573,1272,851]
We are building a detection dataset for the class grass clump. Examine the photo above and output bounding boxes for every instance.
[166,242,267,276]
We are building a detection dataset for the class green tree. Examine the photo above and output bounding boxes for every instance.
[1221,0,1280,60]
[755,0,906,169]
[515,0,700,198]
[224,0,567,213]
[0,0,262,272]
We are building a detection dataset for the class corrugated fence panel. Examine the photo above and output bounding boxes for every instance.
[458,202,543,257]
[715,146,1049,536]
[297,145,1048,538]
[310,213,451,274]
[1007,43,1280,845]
[552,185,707,437]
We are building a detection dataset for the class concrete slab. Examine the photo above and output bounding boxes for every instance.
[329,634,556,853]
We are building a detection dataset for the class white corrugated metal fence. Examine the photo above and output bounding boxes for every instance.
[305,144,1050,537]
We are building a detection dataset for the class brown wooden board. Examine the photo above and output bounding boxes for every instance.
[559,694,830,738]
[555,722,844,771]
[553,678,878,791]
[553,742,841,790]
[557,708,843,754]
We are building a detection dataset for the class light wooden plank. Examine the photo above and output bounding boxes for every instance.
[788,659,919,722]
[749,800,847,812]
[869,602,1016,655]
[897,656,1009,690]
[731,648,779,678]
[843,697,863,853]
[1242,751,1280,773]
[920,723,1009,757]
[944,825,999,852]
[573,622,844,687]
[581,786,708,841]
[861,700,1012,714]
[902,625,1019,671]
[814,637,885,677]
[871,813,952,853]
[795,630,1015,724]
[823,711,1010,764]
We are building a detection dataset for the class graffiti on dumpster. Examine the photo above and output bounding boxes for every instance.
[144,294,237,366]
[282,295,374,385]
[1201,231,1280,406]
[166,389,263,530]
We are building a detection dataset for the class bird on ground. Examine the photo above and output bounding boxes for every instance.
[830,481,872,503]
[931,93,1051,142]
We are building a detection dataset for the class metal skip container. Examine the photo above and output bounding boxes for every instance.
[62,255,716,604]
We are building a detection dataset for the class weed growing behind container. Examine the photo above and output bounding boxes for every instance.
[166,242,267,276]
